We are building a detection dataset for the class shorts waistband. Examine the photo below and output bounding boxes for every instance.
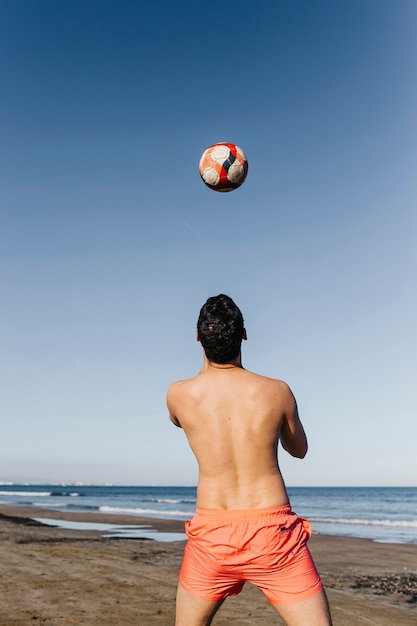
[194,505,292,521]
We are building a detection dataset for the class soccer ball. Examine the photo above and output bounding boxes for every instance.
[199,143,248,192]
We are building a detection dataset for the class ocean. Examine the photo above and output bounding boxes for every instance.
[0,485,416,545]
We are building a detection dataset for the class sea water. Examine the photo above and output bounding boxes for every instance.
[0,485,416,544]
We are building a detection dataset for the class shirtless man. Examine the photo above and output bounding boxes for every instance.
[167,294,332,626]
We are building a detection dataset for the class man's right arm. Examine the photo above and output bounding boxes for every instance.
[279,384,308,458]
[166,382,183,428]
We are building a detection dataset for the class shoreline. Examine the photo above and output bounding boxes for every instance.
[1,502,415,545]
[0,504,186,534]
[1,504,416,625]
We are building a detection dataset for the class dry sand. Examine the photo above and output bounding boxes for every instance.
[0,505,416,625]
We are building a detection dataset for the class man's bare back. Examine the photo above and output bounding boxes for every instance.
[167,357,307,511]
[167,295,332,625]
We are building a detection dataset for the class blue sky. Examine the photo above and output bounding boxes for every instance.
[1,1,416,486]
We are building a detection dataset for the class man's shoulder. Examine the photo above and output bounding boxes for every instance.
[247,371,294,400]
[248,370,291,388]
[167,375,200,396]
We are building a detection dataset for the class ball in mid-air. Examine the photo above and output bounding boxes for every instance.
[199,143,248,192]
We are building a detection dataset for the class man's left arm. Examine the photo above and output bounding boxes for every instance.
[279,383,308,458]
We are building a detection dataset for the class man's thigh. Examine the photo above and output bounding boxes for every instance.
[272,589,332,626]
[175,583,225,626]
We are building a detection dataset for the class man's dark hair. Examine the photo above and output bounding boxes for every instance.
[197,294,244,364]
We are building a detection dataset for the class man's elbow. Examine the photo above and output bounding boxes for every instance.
[298,439,308,458]
[288,441,308,459]
[295,445,308,459]
[169,413,182,428]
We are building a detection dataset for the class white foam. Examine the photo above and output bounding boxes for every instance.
[0,491,51,497]
[99,505,192,518]
[311,517,417,528]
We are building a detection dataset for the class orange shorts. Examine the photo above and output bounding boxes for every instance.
[179,505,323,605]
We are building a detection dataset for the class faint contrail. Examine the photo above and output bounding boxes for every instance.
[182,220,203,239]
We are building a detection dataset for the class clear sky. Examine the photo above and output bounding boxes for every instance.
[1,1,416,487]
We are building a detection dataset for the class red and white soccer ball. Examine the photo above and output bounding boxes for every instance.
[199,143,248,192]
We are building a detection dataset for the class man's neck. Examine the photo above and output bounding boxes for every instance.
[202,353,243,371]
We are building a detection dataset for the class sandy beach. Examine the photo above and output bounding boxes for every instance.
[0,504,416,625]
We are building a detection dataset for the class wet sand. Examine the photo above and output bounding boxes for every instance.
[0,504,416,625]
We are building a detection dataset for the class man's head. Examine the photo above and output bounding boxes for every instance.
[197,294,246,364]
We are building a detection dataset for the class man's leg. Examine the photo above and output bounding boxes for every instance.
[272,589,332,626]
[175,583,225,626]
